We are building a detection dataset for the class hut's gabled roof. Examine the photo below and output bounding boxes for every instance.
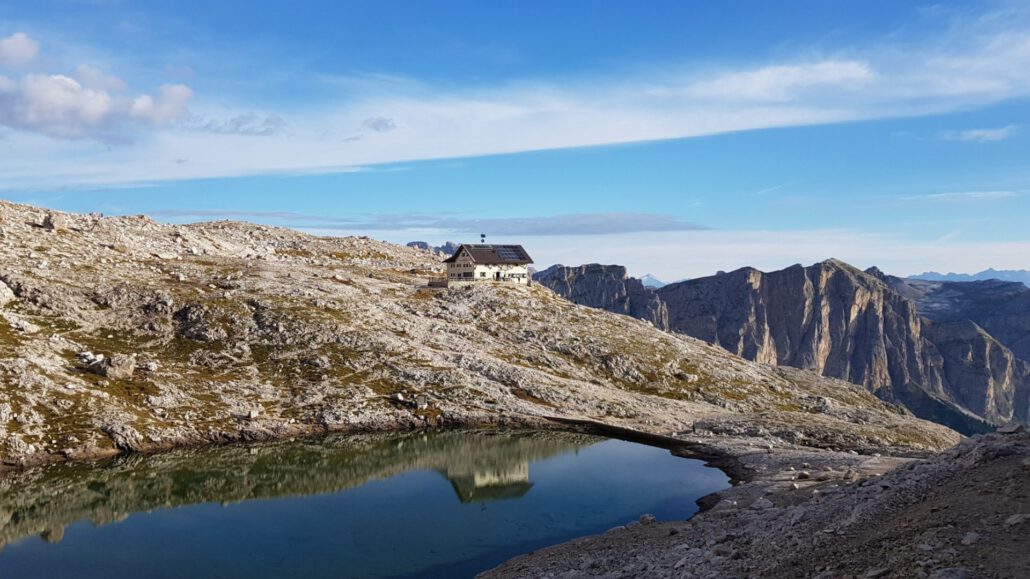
[443,244,533,265]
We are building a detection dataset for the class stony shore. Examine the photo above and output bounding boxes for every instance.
[483,428,1030,579]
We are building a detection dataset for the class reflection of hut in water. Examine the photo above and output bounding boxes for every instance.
[445,462,533,502]
[0,430,600,549]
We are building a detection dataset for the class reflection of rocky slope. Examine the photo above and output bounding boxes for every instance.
[534,265,668,330]
[0,430,594,549]
[0,201,958,468]
[537,260,1029,432]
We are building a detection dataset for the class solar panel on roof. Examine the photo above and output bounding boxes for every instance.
[497,247,524,261]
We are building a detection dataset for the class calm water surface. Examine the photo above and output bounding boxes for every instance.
[0,430,728,578]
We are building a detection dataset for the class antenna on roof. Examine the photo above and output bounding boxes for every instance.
[480,233,486,244]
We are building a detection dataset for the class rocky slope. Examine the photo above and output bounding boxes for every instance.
[484,428,1030,579]
[536,261,1029,433]
[0,201,958,468]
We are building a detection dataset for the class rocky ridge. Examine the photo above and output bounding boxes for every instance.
[0,201,958,468]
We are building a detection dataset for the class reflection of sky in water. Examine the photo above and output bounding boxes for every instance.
[0,434,728,578]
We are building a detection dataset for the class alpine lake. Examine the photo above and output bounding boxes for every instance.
[0,430,729,578]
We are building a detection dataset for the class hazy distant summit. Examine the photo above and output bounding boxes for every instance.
[913,268,1030,287]
[640,274,667,289]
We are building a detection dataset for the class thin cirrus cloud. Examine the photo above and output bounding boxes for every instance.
[903,190,1022,202]
[3,8,1030,188]
[150,209,704,236]
[937,125,1018,142]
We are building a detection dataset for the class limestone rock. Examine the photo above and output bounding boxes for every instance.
[534,264,669,330]
[42,213,69,232]
[0,281,15,307]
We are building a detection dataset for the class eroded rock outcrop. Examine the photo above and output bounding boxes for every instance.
[534,264,669,330]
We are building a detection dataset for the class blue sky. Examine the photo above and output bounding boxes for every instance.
[1,0,1028,279]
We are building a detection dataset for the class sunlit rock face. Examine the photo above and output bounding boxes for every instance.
[658,260,1028,433]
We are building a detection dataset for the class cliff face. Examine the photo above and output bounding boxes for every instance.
[658,261,928,393]
[658,261,1030,431]
[886,278,1030,362]
[534,265,669,330]
[921,319,1030,425]
[538,258,1028,433]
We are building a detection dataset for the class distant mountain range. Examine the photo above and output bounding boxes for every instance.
[913,269,1030,287]
[536,259,1030,434]
[406,241,459,256]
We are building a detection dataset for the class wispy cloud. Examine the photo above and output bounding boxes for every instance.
[938,125,1018,142]
[674,61,875,102]
[904,190,1022,202]
[754,182,792,196]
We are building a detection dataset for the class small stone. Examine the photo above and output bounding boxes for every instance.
[1004,513,1029,527]
[247,409,261,420]
[711,499,738,511]
[0,281,14,306]
[797,471,812,480]
[102,354,137,380]
[751,497,774,510]
[960,532,980,546]
[863,568,890,578]
[639,513,657,526]
[997,423,1026,434]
